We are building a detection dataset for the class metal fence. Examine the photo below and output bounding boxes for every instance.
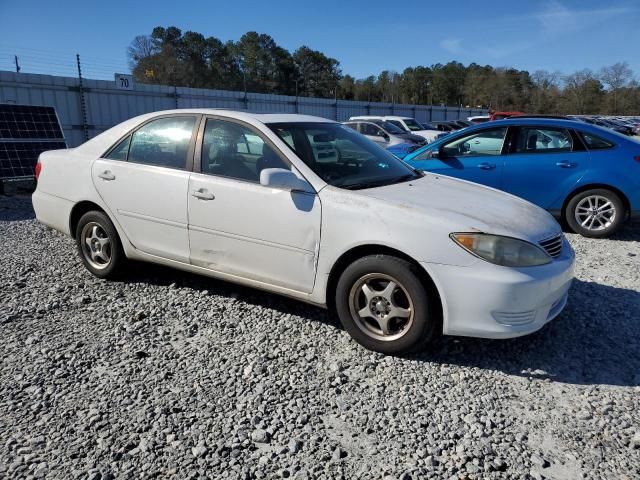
[0,71,488,147]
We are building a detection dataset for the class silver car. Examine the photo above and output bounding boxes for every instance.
[343,120,425,148]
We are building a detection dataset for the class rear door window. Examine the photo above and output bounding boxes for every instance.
[128,116,197,169]
[514,127,573,153]
[360,123,381,136]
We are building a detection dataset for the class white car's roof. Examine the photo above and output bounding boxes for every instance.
[73,109,336,157]
[139,109,336,124]
[350,115,413,121]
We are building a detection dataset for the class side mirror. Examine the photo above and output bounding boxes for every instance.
[260,168,313,193]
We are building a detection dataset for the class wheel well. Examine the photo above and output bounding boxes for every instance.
[326,245,443,326]
[562,184,630,221]
[69,201,106,237]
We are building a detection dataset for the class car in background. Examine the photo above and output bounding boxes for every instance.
[427,121,461,132]
[349,116,440,143]
[402,117,640,237]
[598,118,635,136]
[490,111,525,121]
[342,119,425,149]
[468,115,491,123]
[451,119,473,128]
[32,109,575,354]
[575,117,631,136]
[385,142,422,159]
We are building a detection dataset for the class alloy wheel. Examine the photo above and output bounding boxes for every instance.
[80,222,112,270]
[348,273,414,342]
[574,195,616,232]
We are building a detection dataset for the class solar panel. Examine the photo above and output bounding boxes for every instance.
[0,104,66,180]
[0,142,67,178]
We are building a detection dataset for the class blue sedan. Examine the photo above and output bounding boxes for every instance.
[402,117,640,237]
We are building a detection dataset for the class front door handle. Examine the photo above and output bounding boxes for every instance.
[98,170,115,181]
[478,162,496,170]
[556,161,576,168]
[192,189,215,200]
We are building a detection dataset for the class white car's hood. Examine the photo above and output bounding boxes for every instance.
[412,129,440,139]
[357,173,561,243]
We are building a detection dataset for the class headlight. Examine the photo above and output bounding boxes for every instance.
[450,233,552,267]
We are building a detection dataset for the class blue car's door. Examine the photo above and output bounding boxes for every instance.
[408,126,508,189]
[502,126,588,208]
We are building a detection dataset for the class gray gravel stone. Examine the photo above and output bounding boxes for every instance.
[251,429,270,444]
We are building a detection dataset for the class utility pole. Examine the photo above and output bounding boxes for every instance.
[14,55,20,73]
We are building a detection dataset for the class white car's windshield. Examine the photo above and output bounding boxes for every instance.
[374,120,405,135]
[268,122,422,189]
[402,119,423,131]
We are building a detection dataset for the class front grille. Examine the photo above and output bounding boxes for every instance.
[539,233,563,258]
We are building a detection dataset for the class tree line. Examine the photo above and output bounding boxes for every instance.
[128,27,640,115]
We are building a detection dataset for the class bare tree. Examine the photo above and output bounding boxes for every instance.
[600,62,633,113]
[127,35,157,69]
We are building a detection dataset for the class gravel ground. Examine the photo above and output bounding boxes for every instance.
[1,194,639,480]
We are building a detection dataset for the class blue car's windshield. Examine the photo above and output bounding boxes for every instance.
[268,122,422,190]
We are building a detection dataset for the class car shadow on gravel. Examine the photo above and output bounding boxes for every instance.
[0,195,36,222]
[120,262,639,387]
[118,261,340,330]
[412,279,640,387]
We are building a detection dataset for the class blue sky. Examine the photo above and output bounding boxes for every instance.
[0,0,638,80]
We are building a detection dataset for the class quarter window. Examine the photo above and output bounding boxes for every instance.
[441,127,508,157]
[515,128,573,153]
[128,116,196,169]
[105,135,131,160]
[201,119,287,182]
[579,132,614,150]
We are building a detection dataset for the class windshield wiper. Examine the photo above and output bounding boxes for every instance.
[342,173,418,190]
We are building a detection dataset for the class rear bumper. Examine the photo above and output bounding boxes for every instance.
[32,190,73,235]
[423,238,575,339]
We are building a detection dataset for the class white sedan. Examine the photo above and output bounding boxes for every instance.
[33,110,575,354]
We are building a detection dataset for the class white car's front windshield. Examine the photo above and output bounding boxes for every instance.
[402,119,423,131]
[268,122,422,190]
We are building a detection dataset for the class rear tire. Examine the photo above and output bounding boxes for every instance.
[335,255,438,354]
[75,211,125,279]
[565,189,625,238]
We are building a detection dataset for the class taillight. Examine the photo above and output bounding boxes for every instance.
[635,156,640,163]
[35,160,42,180]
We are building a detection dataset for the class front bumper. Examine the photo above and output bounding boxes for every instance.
[423,239,575,339]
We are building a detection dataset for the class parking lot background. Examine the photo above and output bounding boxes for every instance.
[0,71,488,148]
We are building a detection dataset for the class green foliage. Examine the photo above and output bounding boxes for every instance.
[128,27,638,114]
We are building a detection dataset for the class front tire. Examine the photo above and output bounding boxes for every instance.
[565,189,625,238]
[75,211,125,279]
[335,255,438,354]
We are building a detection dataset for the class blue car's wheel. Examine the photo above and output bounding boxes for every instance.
[565,189,625,238]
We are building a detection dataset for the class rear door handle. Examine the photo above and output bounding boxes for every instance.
[98,171,115,181]
[192,189,215,200]
[556,161,576,168]
[478,162,496,170]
